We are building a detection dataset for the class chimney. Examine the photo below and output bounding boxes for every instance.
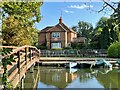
[59,17,62,24]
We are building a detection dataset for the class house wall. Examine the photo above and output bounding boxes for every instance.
[67,32,77,46]
[46,32,51,49]
[50,31,67,48]
[61,32,67,48]
[71,32,77,42]
[38,32,46,45]
[68,32,77,42]
[38,29,77,49]
[67,32,71,44]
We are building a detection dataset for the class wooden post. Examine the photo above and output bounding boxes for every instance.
[29,48,32,61]
[17,51,20,74]
[21,76,25,89]
[25,47,28,65]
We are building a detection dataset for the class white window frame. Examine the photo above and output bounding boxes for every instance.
[52,32,60,38]
[51,42,61,49]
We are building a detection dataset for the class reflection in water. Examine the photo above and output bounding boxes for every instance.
[24,66,120,89]
[93,69,120,89]
[38,67,78,88]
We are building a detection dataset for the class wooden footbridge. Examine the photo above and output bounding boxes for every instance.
[0,45,40,88]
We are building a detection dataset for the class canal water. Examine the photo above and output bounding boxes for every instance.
[24,66,120,89]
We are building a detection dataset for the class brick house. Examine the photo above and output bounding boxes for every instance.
[38,17,78,49]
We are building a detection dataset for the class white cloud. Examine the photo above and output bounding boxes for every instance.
[68,4,94,9]
[64,10,74,13]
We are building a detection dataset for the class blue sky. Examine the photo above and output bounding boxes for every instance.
[35,2,114,30]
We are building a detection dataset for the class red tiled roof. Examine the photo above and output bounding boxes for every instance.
[46,24,66,32]
[38,26,53,33]
[73,37,87,43]
[39,17,77,34]
[61,23,77,34]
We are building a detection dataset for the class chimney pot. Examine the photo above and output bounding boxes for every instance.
[59,17,62,24]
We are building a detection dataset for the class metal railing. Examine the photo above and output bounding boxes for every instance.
[40,49,107,57]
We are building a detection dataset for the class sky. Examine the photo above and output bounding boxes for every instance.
[35,2,115,30]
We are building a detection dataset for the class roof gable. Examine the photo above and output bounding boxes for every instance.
[39,17,77,34]
[61,23,77,33]
[46,24,66,32]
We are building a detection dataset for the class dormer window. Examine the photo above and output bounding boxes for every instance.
[52,32,60,38]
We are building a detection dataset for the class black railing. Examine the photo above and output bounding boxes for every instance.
[40,49,107,57]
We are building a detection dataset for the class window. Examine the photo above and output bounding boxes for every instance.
[51,42,61,49]
[52,32,60,38]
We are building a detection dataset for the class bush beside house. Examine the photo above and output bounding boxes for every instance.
[36,43,47,50]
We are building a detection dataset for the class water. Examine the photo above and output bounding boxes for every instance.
[24,66,120,89]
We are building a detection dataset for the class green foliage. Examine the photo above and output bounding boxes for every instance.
[36,43,47,50]
[71,42,85,49]
[71,26,78,32]
[1,48,15,89]
[111,3,120,28]
[2,48,15,65]
[72,21,94,49]
[72,21,93,38]
[7,82,13,89]
[1,2,43,22]
[108,41,120,58]
[1,2,43,46]
[63,47,72,49]
[110,3,120,41]
[51,48,63,50]
[90,17,118,49]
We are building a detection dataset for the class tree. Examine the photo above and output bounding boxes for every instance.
[107,18,118,43]
[96,17,110,49]
[99,1,120,42]
[111,3,120,42]
[1,2,43,46]
[90,17,118,49]
[78,21,93,38]
[72,21,93,48]
[72,26,78,32]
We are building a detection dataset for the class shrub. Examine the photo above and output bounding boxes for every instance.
[51,48,63,50]
[71,42,85,49]
[63,47,72,49]
[36,44,47,50]
[107,41,120,58]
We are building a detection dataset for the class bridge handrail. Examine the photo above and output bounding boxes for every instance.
[1,45,40,59]
[0,46,18,49]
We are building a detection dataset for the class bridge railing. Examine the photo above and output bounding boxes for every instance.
[40,49,107,57]
[0,45,40,88]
